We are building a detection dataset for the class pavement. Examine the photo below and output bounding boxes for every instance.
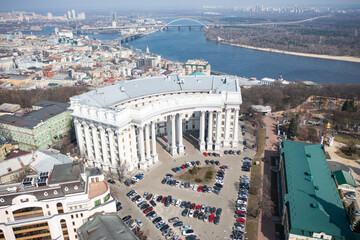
[108,121,256,240]
[257,114,278,240]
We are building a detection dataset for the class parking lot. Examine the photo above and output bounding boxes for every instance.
[109,121,256,240]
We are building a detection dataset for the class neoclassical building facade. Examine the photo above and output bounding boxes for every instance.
[70,75,242,172]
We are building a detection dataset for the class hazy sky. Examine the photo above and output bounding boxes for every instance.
[1,0,359,12]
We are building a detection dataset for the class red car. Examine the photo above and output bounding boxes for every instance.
[180,165,185,169]
[236,218,246,223]
[190,203,196,210]
[143,207,153,214]
[203,152,208,157]
[209,214,215,223]
[197,186,203,192]
[196,205,201,210]
[235,210,246,215]
[162,196,167,203]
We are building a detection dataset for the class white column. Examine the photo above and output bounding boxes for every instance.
[145,124,152,166]
[74,120,85,156]
[177,113,185,154]
[107,129,117,169]
[137,126,147,169]
[99,127,110,168]
[167,116,172,151]
[223,108,231,147]
[151,121,158,164]
[91,124,101,167]
[215,111,221,151]
[199,111,206,151]
[83,123,94,162]
[170,115,177,155]
[206,112,213,151]
[232,109,239,147]
[122,129,134,172]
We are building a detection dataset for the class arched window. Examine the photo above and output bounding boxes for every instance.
[57,203,64,214]
[60,219,69,240]
[0,229,4,240]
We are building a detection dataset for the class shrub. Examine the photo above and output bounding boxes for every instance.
[195,178,203,183]
[205,170,213,180]
[190,167,200,175]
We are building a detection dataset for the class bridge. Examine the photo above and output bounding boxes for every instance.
[160,18,209,30]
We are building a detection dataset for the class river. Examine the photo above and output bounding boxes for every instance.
[22,25,360,84]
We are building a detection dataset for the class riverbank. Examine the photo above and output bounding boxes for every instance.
[218,42,360,63]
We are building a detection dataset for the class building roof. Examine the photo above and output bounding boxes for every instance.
[33,100,69,109]
[189,71,205,76]
[0,103,20,113]
[72,75,240,108]
[281,140,353,239]
[333,170,358,188]
[49,162,83,184]
[78,213,139,240]
[0,103,69,129]
[30,150,73,173]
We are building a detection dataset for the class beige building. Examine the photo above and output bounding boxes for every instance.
[184,59,211,75]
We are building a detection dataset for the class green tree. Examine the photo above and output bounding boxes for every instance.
[287,118,298,138]
[342,100,349,111]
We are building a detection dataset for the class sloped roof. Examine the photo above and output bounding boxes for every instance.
[333,170,358,188]
[189,71,205,76]
[281,140,353,239]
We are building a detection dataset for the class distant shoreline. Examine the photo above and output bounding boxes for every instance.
[217,41,360,63]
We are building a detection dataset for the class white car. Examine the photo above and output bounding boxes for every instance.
[356,210,360,216]
[200,204,206,213]
[188,209,194,218]
[216,179,224,185]
[237,207,247,212]
[176,181,181,187]
[135,197,143,204]
[182,229,194,236]
[131,176,140,182]
[193,185,198,191]
[176,199,182,207]
[180,225,192,231]
[135,218,143,226]
[153,194,159,200]
[149,214,158,220]
[237,200,247,205]
[345,193,356,200]
[189,184,194,189]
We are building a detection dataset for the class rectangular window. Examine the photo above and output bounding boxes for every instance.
[104,194,110,202]
[94,199,101,207]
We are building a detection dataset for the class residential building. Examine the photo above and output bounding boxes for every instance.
[333,170,358,193]
[0,101,72,151]
[184,59,211,75]
[278,140,354,240]
[0,162,116,240]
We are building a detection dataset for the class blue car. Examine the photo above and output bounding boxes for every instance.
[177,167,182,171]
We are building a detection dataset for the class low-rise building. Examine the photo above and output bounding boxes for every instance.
[0,162,116,240]
[0,101,72,151]
[333,170,357,193]
[278,140,354,240]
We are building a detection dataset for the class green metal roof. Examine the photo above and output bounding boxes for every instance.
[189,71,205,76]
[333,170,358,188]
[281,141,353,239]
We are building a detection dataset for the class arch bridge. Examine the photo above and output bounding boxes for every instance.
[160,18,209,30]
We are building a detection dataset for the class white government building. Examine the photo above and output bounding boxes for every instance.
[70,75,243,172]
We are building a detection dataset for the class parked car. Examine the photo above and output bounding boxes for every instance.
[107,179,115,184]
[135,218,143,226]
[182,229,194,236]
[122,215,131,221]
[169,217,179,223]
[180,225,192,231]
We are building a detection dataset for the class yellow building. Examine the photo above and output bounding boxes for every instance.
[0,75,32,87]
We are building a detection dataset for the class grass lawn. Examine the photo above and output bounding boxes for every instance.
[177,166,215,184]
[245,162,261,240]
[335,150,359,160]
[335,133,360,145]
[255,128,266,158]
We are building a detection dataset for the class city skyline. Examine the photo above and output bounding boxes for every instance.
[2,0,360,12]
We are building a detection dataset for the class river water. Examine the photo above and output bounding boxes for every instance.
[22,25,360,84]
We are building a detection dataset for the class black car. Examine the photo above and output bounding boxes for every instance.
[107,179,115,184]
[180,201,187,208]
[172,167,178,173]
[185,235,197,240]
[150,200,157,206]
[196,161,201,165]
[146,210,155,217]
[224,150,228,154]
[215,161,220,166]
[146,194,153,200]
[198,212,204,220]
[205,160,210,165]
[210,207,216,214]
[210,160,215,165]
[161,178,167,184]
[236,150,241,155]
[173,221,183,227]
[124,180,131,186]
[182,208,189,216]
[193,210,199,218]
[160,224,169,232]
[202,185,207,192]
[157,196,163,202]
[126,190,135,197]
[186,201,191,208]
[153,217,162,224]
[214,216,220,225]
[122,215,131,221]
[116,202,122,211]
[140,204,150,210]
[216,208,222,216]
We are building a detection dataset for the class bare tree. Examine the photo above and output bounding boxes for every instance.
[117,161,129,183]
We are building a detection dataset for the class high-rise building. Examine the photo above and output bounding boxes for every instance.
[71,10,76,19]
[110,11,117,21]
[77,12,86,20]
[47,12,53,20]
[184,59,211,75]
[67,11,71,19]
